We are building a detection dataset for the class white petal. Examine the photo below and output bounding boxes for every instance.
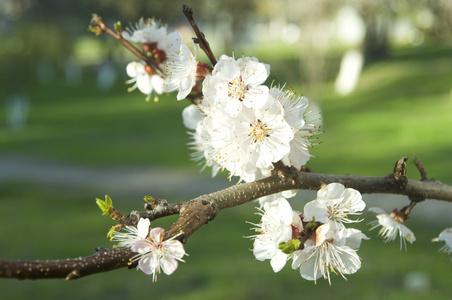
[136,74,153,95]
[242,85,269,109]
[213,55,240,79]
[182,105,203,130]
[126,62,143,77]
[298,251,321,281]
[150,75,165,94]
[149,227,164,242]
[435,228,452,244]
[241,60,269,86]
[399,225,416,243]
[270,250,288,273]
[342,188,366,212]
[317,183,346,200]
[337,246,361,275]
[137,218,151,239]
[160,257,178,275]
[131,240,152,254]
[315,223,331,246]
[157,31,182,53]
[138,253,157,275]
[303,200,329,223]
[343,228,369,249]
[164,240,186,259]
[368,207,387,215]
[253,238,277,261]
[177,77,195,100]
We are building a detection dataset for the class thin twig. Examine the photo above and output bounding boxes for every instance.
[413,154,428,181]
[182,5,218,66]
[91,14,164,77]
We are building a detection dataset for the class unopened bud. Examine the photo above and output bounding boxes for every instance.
[114,21,122,33]
[142,42,157,53]
[195,62,211,80]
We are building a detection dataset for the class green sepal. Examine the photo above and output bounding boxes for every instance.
[279,240,301,255]
[305,217,316,230]
[96,195,114,216]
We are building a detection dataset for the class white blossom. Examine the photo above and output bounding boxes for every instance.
[111,218,150,248]
[369,207,415,250]
[122,18,181,53]
[201,95,294,182]
[111,218,186,281]
[202,54,270,116]
[131,226,186,282]
[291,223,365,285]
[164,44,199,100]
[303,183,366,233]
[432,228,452,255]
[247,197,300,272]
[270,87,320,169]
[125,61,165,101]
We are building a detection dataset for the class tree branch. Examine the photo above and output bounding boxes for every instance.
[182,5,218,66]
[1,164,451,280]
[0,248,134,280]
[90,14,164,77]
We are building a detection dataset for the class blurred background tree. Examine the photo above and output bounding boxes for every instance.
[2,0,451,95]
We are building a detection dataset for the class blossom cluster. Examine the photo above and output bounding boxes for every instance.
[122,18,192,101]
[111,218,186,281]
[109,16,452,284]
[248,183,368,284]
[121,18,320,182]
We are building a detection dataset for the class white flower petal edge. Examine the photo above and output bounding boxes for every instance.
[368,207,416,250]
[432,228,452,255]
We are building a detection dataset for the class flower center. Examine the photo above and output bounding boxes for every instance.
[249,119,270,143]
[327,205,342,221]
[228,76,247,100]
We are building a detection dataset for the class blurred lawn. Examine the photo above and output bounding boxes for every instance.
[1,48,452,299]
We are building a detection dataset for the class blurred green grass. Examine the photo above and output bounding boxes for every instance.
[1,48,452,299]
[309,49,452,181]
[1,79,190,168]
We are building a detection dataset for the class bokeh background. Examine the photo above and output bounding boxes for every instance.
[1,0,452,299]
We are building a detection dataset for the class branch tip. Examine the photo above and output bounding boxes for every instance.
[182,4,193,16]
[413,154,428,181]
